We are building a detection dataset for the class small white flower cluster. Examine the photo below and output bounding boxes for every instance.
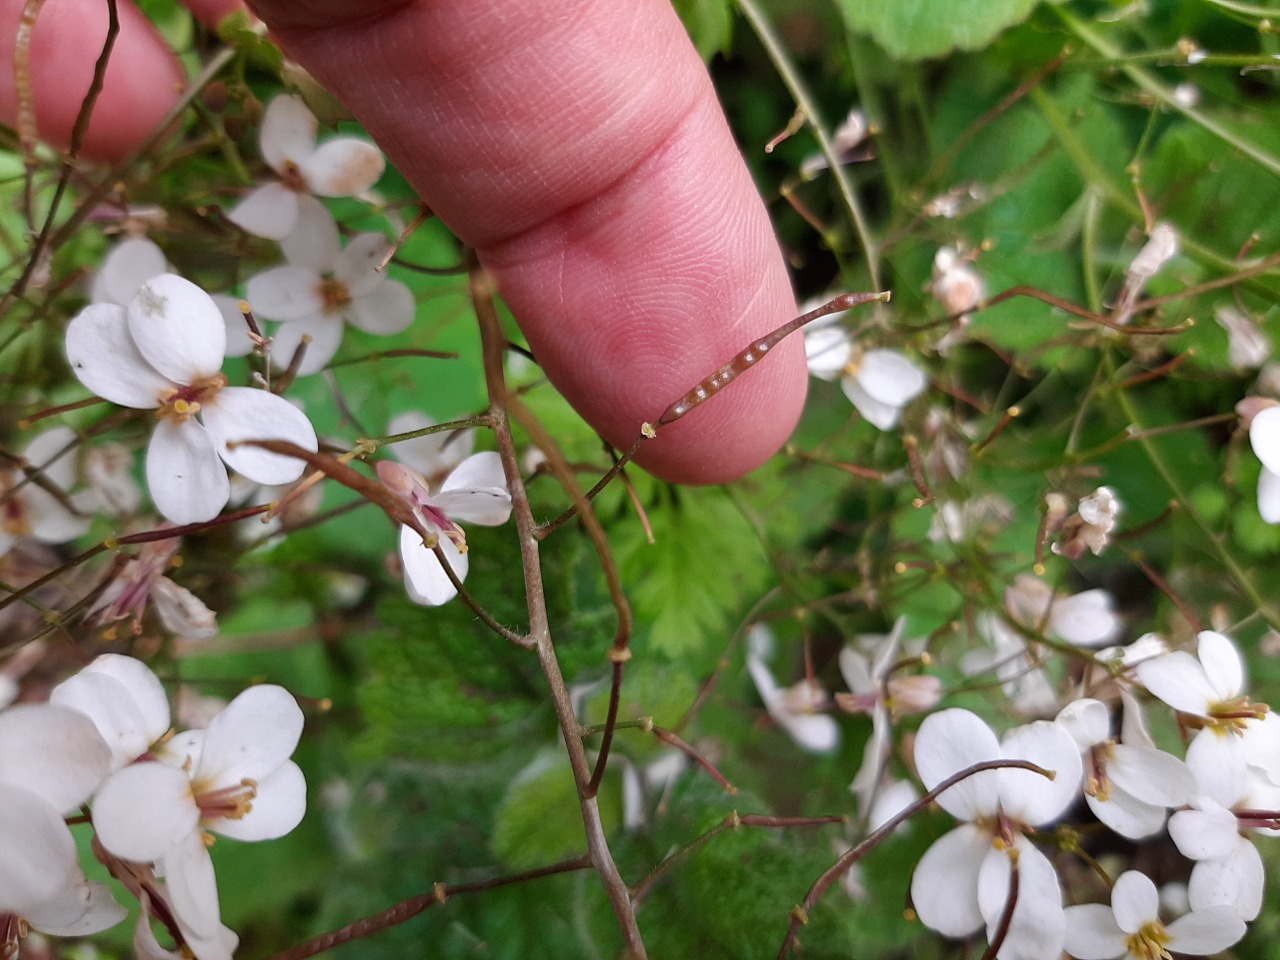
[1,654,306,960]
[907,629,1277,960]
[93,94,405,384]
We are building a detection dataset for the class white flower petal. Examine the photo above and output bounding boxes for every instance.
[0,703,111,813]
[227,182,300,241]
[431,456,512,526]
[1060,904,1125,960]
[913,708,1001,821]
[1054,698,1109,750]
[280,195,340,271]
[401,524,467,606]
[1107,743,1196,807]
[1258,466,1280,523]
[95,236,168,306]
[857,349,927,407]
[161,830,224,945]
[388,411,475,478]
[0,782,82,916]
[246,266,325,323]
[66,302,170,408]
[299,137,385,197]
[267,312,345,375]
[93,762,200,863]
[910,823,988,937]
[998,720,1082,826]
[27,877,127,937]
[1165,905,1246,954]
[1135,651,1215,715]
[146,418,230,525]
[152,577,219,640]
[333,232,390,298]
[976,839,1064,960]
[1248,405,1280,476]
[842,376,903,430]
[213,295,254,359]
[1086,785,1167,840]
[128,275,227,384]
[1187,837,1264,920]
[804,326,852,381]
[1185,728,1246,808]
[23,425,78,490]
[51,660,169,770]
[349,278,415,335]
[195,684,303,787]
[1169,802,1240,860]
[260,94,318,171]
[1197,630,1244,700]
[210,759,305,841]
[1241,710,1280,784]
[201,386,317,485]
[25,486,91,544]
[1110,869,1159,934]
[1049,590,1120,647]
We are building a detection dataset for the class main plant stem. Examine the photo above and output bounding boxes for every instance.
[471,267,648,959]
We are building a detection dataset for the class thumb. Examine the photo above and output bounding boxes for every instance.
[248,0,806,484]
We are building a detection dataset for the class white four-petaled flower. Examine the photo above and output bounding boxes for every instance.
[804,319,926,430]
[245,200,414,375]
[66,273,319,525]
[227,94,385,241]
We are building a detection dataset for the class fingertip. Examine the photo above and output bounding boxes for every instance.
[0,0,185,162]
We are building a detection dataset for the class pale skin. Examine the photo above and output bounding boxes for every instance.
[0,0,808,484]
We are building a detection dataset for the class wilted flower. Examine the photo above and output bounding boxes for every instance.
[1113,223,1179,326]
[1053,486,1122,558]
[1215,305,1270,370]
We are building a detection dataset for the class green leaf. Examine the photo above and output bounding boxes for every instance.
[614,482,772,664]
[672,0,734,61]
[491,751,624,869]
[836,0,1042,60]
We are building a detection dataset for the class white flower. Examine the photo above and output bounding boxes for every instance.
[387,410,476,484]
[91,236,167,306]
[65,273,319,525]
[0,425,91,557]
[73,442,143,516]
[227,94,385,240]
[837,618,938,813]
[960,612,1059,718]
[51,654,172,771]
[909,708,1081,960]
[1246,403,1280,523]
[379,452,512,606]
[746,624,839,754]
[804,323,926,430]
[246,200,414,375]
[1215,305,1270,370]
[1062,870,1244,960]
[92,685,306,960]
[0,703,123,943]
[1005,574,1122,648]
[1167,792,1271,922]
[1054,698,1196,839]
[1135,630,1277,794]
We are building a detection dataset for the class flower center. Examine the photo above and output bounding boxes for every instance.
[280,159,307,194]
[0,483,29,536]
[196,777,258,821]
[1124,920,1172,960]
[318,276,352,313]
[1085,743,1113,802]
[1206,694,1269,734]
[156,374,227,423]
